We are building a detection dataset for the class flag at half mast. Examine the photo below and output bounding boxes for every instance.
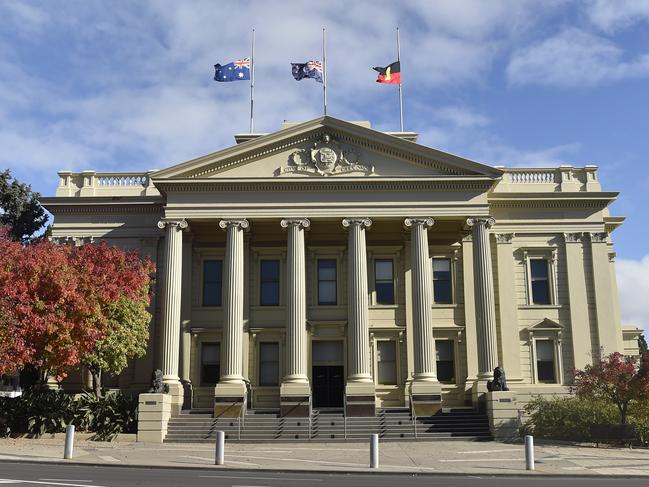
[373,61,400,84]
[214,57,251,82]
[291,61,323,83]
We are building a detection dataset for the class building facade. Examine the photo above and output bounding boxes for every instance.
[42,117,632,418]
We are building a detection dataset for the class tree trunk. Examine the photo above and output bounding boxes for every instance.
[90,368,102,398]
[620,402,629,425]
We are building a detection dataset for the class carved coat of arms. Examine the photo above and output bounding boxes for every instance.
[277,133,374,176]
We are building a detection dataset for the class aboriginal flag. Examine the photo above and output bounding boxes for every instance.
[373,61,401,84]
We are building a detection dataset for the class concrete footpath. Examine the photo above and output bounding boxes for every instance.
[0,437,647,476]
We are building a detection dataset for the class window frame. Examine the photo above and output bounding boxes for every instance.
[374,258,395,305]
[259,259,281,307]
[532,338,561,384]
[523,249,558,306]
[435,339,457,384]
[202,259,223,307]
[431,256,454,305]
[317,258,338,306]
[258,341,280,387]
[200,342,220,386]
[376,339,398,385]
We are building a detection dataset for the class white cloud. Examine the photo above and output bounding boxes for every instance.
[587,0,649,32]
[507,28,649,87]
[617,255,649,332]
[434,106,491,129]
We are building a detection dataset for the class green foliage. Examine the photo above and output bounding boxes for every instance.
[0,169,47,243]
[521,395,649,446]
[0,390,137,440]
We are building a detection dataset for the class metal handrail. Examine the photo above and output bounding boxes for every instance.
[409,387,417,439]
[343,391,347,439]
[308,387,313,440]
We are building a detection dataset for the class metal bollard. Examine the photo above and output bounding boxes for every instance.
[370,433,379,469]
[525,435,534,471]
[64,424,75,460]
[215,430,225,465]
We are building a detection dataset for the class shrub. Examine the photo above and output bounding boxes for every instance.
[0,390,137,440]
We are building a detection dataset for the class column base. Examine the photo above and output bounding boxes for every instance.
[181,380,193,411]
[472,380,490,412]
[410,380,442,416]
[280,381,311,417]
[214,381,246,418]
[486,391,519,441]
[345,382,376,417]
[164,380,184,416]
[137,393,172,443]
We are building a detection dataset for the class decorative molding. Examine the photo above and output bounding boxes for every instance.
[608,252,616,262]
[466,216,495,228]
[495,233,514,244]
[403,217,434,229]
[342,217,372,229]
[219,219,250,230]
[461,234,473,242]
[590,232,608,243]
[157,219,188,230]
[490,199,612,210]
[276,133,374,177]
[280,218,311,230]
[563,232,584,243]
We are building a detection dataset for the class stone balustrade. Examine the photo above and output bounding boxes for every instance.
[56,170,160,197]
[494,165,601,192]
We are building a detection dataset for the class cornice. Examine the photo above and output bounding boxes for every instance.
[152,177,495,194]
[489,192,617,210]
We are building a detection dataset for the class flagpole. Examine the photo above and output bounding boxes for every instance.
[250,28,255,133]
[322,27,327,116]
[397,26,404,132]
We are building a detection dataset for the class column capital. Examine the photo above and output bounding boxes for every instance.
[564,232,584,243]
[590,232,608,243]
[342,217,372,229]
[467,216,495,228]
[495,233,514,244]
[157,219,188,230]
[404,217,434,229]
[219,219,249,230]
[280,218,311,230]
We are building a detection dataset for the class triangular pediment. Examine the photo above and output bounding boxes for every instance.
[152,116,502,180]
[527,318,564,331]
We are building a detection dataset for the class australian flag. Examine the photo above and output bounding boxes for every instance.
[214,58,251,82]
[291,61,323,83]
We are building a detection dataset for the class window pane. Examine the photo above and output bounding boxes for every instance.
[377,341,397,385]
[318,282,336,304]
[433,258,451,273]
[259,342,279,386]
[436,341,455,383]
[203,260,223,306]
[376,282,395,305]
[261,260,280,281]
[375,260,393,281]
[530,259,549,279]
[201,343,220,385]
[531,280,550,304]
[536,341,554,361]
[318,259,336,280]
[261,282,280,306]
[536,341,555,383]
[433,281,452,304]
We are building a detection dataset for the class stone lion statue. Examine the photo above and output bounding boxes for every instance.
[148,369,169,394]
[487,366,509,392]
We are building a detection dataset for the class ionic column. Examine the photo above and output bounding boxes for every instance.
[281,218,310,383]
[279,219,311,417]
[467,217,498,381]
[404,218,437,382]
[219,219,248,383]
[157,218,188,414]
[342,218,373,383]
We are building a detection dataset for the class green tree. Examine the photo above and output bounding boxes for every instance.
[0,169,48,243]
[639,334,648,358]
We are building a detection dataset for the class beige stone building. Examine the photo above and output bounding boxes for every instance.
[42,117,634,421]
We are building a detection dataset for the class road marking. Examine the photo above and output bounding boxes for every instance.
[200,475,322,482]
[97,455,119,463]
[39,481,92,483]
[439,458,524,462]
[179,455,258,466]
[457,449,520,454]
[0,480,106,487]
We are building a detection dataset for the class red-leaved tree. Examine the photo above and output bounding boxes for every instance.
[574,352,649,425]
[0,230,154,389]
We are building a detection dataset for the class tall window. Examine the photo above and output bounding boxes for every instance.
[377,341,397,385]
[201,343,220,386]
[530,259,551,305]
[203,260,223,307]
[432,258,452,304]
[259,342,279,386]
[318,259,337,305]
[375,259,394,305]
[436,340,455,383]
[536,340,556,383]
[260,260,280,306]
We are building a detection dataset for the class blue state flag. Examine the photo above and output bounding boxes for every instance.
[214,58,251,82]
[291,61,323,83]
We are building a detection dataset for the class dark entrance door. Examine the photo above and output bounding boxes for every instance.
[312,365,344,408]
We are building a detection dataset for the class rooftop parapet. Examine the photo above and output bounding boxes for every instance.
[493,165,601,192]
[56,170,160,197]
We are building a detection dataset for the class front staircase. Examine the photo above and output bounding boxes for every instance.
[164,407,492,443]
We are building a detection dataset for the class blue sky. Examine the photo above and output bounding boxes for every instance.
[1,0,648,329]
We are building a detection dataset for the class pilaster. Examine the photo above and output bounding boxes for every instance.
[180,231,193,409]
